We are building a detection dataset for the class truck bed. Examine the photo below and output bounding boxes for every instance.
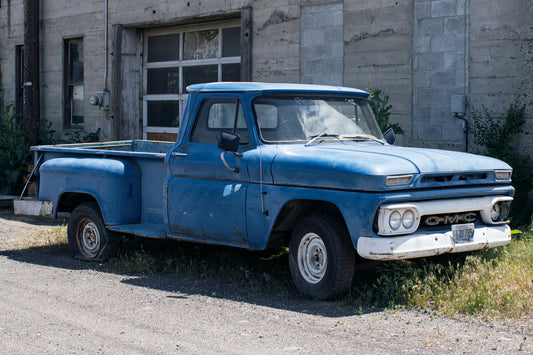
[32,140,174,159]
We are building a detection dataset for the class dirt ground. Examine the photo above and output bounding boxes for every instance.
[0,213,531,354]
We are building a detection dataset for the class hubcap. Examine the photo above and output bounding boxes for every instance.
[78,219,100,258]
[297,233,327,284]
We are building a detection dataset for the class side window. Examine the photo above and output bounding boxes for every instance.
[191,99,249,144]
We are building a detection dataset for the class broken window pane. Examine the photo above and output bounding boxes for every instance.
[222,63,240,82]
[222,27,240,57]
[148,34,180,62]
[147,101,180,127]
[147,68,180,94]
[183,65,218,87]
[183,30,219,60]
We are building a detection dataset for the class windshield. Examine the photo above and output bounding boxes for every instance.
[253,96,384,143]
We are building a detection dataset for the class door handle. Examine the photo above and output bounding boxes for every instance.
[172,152,189,158]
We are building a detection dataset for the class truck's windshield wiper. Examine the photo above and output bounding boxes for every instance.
[339,134,385,145]
[305,132,341,146]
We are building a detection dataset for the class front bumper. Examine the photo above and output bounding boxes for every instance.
[356,224,511,261]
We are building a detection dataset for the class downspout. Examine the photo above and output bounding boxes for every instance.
[104,0,109,93]
[89,0,110,110]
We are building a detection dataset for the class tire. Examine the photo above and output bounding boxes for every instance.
[289,214,356,299]
[67,202,118,261]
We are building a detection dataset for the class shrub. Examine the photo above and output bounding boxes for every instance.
[471,99,532,227]
[367,88,404,135]
[0,105,101,195]
[0,106,31,195]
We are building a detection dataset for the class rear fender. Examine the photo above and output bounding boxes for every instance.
[38,158,141,225]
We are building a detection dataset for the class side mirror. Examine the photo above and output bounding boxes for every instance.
[218,131,240,152]
[383,127,396,145]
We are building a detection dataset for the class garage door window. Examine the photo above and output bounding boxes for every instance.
[143,20,242,140]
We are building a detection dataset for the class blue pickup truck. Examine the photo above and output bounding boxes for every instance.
[31,82,514,299]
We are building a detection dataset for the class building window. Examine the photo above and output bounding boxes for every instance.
[64,38,84,128]
[143,20,242,140]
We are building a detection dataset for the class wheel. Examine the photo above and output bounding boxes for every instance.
[67,202,117,261]
[289,214,356,299]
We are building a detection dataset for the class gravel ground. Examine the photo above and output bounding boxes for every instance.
[0,213,531,354]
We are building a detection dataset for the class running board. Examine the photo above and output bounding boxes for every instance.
[107,224,167,238]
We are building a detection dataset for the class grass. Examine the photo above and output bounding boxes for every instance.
[22,224,533,319]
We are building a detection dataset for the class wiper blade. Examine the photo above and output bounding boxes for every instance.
[339,134,385,145]
[305,132,341,146]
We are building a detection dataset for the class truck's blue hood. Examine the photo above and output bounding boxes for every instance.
[270,143,511,191]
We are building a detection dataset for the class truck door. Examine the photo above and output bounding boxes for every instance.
[166,96,251,246]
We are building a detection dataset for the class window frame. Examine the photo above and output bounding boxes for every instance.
[142,19,242,139]
[63,37,85,129]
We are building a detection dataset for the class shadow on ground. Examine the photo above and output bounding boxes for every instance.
[0,230,385,318]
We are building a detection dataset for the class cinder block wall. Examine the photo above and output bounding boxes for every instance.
[0,0,530,155]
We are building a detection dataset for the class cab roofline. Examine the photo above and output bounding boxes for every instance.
[186,82,370,98]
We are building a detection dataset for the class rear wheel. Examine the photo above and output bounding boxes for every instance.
[289,214,355,299]
[67,202,117,261]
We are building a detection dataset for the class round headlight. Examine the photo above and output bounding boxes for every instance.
[389,211,401,230]
[402,210,415,229]
[499,202,510,220]
[491,203,501,222]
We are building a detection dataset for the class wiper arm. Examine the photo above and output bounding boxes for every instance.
[305,132,341,146]
[339,134,385,145]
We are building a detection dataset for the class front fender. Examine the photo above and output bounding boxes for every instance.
[38,157,141,225]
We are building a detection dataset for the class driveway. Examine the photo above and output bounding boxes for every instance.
[0,214,531,354]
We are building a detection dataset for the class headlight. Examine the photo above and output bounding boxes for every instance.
[389,211,402,230]
[491,203,500,222]
[402,210,415,229]
[378,205,420,235]
[490,200,511,222]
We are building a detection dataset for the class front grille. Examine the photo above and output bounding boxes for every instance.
[420,211,479,229]
[420,173,487,184]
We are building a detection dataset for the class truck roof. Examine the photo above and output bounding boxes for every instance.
[186,82,370,97]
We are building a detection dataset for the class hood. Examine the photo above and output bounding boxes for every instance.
[270,142,511,191]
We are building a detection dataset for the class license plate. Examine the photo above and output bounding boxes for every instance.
[452,223,475,243]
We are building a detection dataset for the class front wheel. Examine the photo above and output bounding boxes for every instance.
[289,214,356,299]
[67,202,117,261]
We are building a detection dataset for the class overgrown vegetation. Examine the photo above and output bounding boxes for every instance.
[0,105,100,195]
[21,225,533,319]
[471,99,533,227]
[0,106,31,195]
[367,88,405,135]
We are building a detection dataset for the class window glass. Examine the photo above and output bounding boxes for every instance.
[147,68,180,94]
[183,30,219,60]
[147,101,180,127]
[183,65,218,87]
[222,63,240,82]
[222,27,240,57]
[69,40,84,85]
[191,99,248,144]
[143,22,243,138]
[148,34,180,62]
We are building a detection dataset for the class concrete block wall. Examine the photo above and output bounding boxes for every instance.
[300,3,343,86]
[412,0,468,151]
[343,0,413,146]
[0,0,530,153]
[469,0,533,156]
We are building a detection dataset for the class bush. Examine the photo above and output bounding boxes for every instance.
[0,106,31,195]
[0,105,102,195]
[471,99,533,227]
[367,88,404,135]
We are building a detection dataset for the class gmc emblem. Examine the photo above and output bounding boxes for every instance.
[424,212,477,226]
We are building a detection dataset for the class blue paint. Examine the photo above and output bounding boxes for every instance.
[32,82,514,255]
